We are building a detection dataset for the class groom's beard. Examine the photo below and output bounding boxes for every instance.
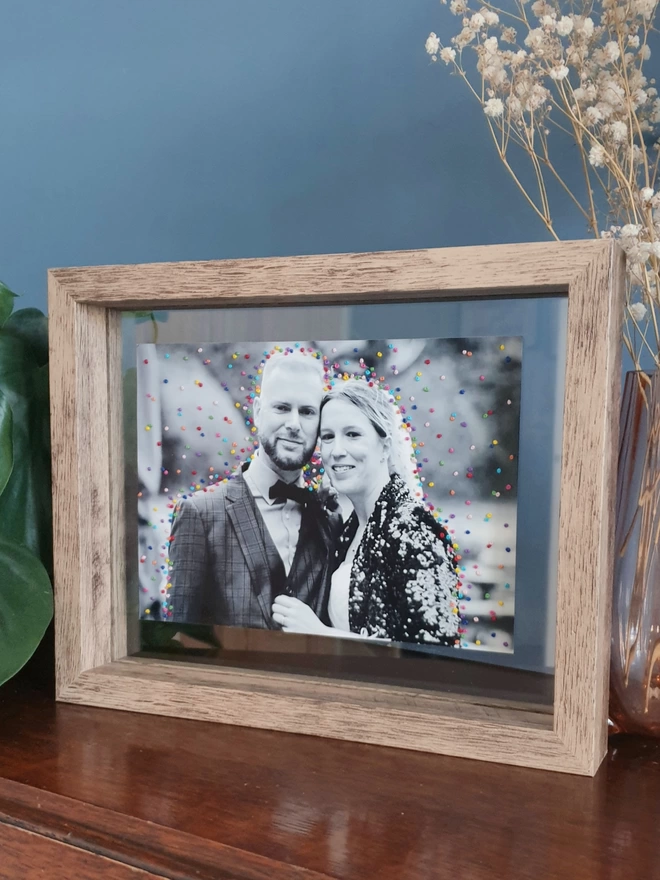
[259,433,316,472]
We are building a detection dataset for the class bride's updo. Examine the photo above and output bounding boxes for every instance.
[320,379,422,499]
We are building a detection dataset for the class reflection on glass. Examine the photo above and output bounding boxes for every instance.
[122,297,566,708]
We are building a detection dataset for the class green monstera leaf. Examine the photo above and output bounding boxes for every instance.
[0,537,53,686]
[0,330,52,569]
[0,281,18,328]
[0,293,53,687]
[4,308,49,367]
[0,388,13,498]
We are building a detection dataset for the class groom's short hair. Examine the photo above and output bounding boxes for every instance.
[259,350,325,399]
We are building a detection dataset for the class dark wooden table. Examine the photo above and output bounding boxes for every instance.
[1,678,659,880]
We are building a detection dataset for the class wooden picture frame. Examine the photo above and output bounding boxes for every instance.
[48,240,624,776]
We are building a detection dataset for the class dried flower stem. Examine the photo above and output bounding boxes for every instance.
[427,0,660,371]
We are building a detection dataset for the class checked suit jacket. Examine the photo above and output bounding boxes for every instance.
[168,473,339,628]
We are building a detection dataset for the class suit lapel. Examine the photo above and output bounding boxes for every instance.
[226,476,274,626]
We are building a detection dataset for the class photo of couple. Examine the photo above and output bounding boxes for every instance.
[168,351,461,646]
[135,335,520,654]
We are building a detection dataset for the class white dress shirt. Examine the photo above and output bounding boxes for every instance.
[243,452,304,576]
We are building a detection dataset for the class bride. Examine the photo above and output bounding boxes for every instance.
[272,378,461,646]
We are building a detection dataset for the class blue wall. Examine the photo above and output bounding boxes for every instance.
[1,0,588,314]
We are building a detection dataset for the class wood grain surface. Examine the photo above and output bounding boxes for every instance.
[51,240,608,308]
[48,241,625,775]
[0,824,163,880]
[1,683,660,880]
[48,273,82,691]
[553,243,624,772]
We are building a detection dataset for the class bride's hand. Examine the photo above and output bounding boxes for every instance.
[272,595,328,635]
[316,481,340,512]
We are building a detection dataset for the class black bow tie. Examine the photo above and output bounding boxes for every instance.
[269,480,311,506]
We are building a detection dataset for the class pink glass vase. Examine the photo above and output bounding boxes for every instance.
[610,371,660,736]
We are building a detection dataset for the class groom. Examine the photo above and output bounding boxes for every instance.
[168,351,337,628]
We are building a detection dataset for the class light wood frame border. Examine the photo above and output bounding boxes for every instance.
[48,240,624,776]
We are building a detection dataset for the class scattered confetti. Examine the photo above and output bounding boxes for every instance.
[135,335,521,650]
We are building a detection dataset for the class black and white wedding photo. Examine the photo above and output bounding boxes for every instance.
[136,336,521,654]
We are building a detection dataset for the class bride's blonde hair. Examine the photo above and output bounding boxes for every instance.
[320,378,422,499]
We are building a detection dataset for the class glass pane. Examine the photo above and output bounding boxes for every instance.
[121,295,566,710]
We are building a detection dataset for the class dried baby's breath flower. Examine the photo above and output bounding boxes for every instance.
[484,96,505,116]
[549,64,570,79]
[630,302,648,321]
[556,15,574,35]
[426,32,441,56]
[426,0,660,370]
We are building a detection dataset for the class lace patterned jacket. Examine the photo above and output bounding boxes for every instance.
[335,474,460,646]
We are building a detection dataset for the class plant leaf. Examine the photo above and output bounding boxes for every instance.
[0,330,33,398]
[0,537,52,686]
[4,308,48,367]
[0,331,51,569]
[0,388,13,498]
[0,281,17,327]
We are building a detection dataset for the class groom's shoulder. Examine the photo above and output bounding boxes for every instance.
[177,473,247,516]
